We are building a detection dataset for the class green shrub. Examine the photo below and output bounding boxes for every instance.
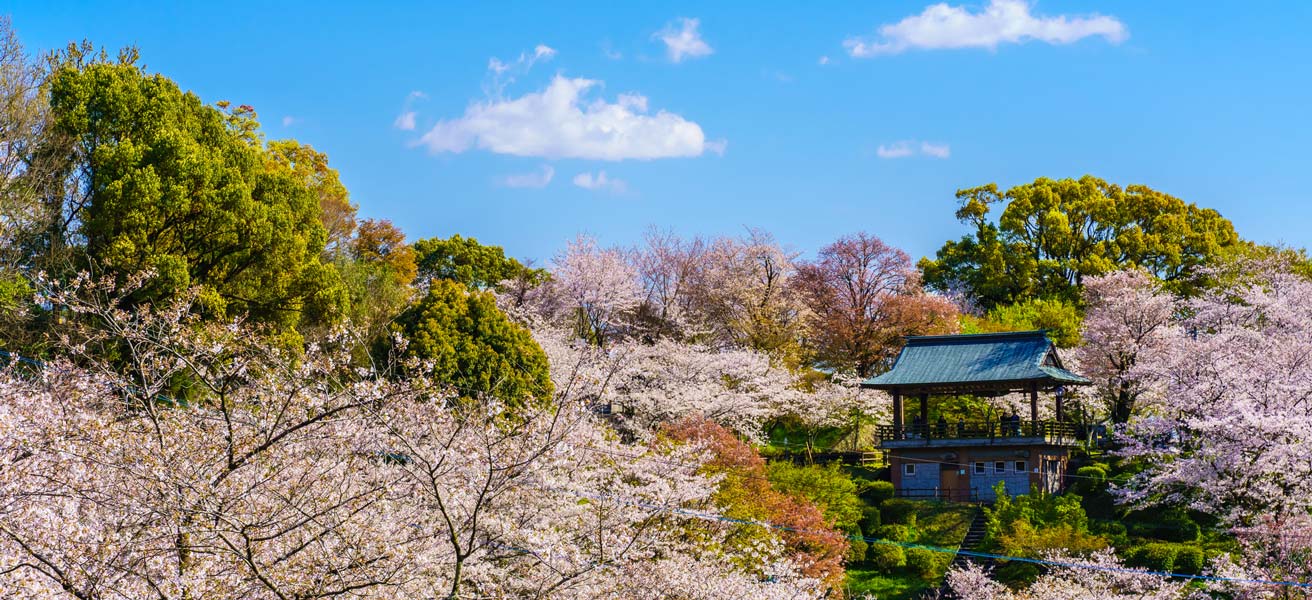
[881,499,918,526]
[1174,546,1204,575]
[876,524,911,542]
[1126,543,1177,572]
[864,480,895,505]
[860,506,882,533]
[1076,465,1108,481]
[845,525,868,563]
[766,461,864,530]
[1160,510,1201,543]
[905,547,945,579]
[867,543,906,573]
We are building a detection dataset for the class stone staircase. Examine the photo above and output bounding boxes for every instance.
[931,508,992,599]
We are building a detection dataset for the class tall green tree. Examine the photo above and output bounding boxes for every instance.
[46,61,346,329]
[394,279,552,408]
[413,234,545,292]
[920,175,1239,309]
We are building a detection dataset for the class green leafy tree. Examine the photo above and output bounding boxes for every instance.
[764,461,864,531]
[920,176,1239,309]
[982,483,1107,561]
[265,140,357,255]
[413,234,545,292]
[959,297,1084,348]
[46,61,345,330]
[394,279,552,407]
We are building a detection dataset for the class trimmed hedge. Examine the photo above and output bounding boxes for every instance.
[875,524,911,542]
[1173,546,1204,575]
[864,480,895,505]
[860,506,882,533]
[845,525,868,563]
[880,499,918,526]
[867,543,906,573]
[1126,543,1176,572]
[905,547,946,579]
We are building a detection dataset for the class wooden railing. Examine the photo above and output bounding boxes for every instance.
[874,420,1083,446]
[894,487,979,503]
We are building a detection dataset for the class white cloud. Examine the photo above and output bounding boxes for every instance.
[919,141,951,158]
[394,91,427,131]
[876,142,916,159]
[281,116,297,127]
[416,75,713,161]
[876,140,951,159]
[572,170,627,193]
[845,0,1127,57]
[655,17,713,63]
[498,165,555,188]
[818,55,831,65]
[485,45,557,98]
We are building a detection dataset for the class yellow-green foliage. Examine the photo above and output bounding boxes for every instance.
[983,483,1107,559]
[765,461,864,530]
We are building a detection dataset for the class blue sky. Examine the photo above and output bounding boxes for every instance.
[8,1,1311,263]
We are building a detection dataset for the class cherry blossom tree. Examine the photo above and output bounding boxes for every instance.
[1117,259,1312,523]
[0,274,830,600]
[946,550,1186,600]
[1075,269,1177,424]
[548,234,642,347]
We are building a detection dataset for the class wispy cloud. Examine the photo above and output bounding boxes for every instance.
[817,55,831,66]
[394,91,427,131]
[485,45,557,97]
[281,116,297,127]
[416,75,714,160]
[572,170,627,193]
[845,0,1127,57]
[498,165,555,188]
[654,18,713,63]
[876,140,951,159]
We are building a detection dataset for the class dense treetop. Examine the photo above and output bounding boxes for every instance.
[920,175,1240,309]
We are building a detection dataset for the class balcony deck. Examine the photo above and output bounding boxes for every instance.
[875,420,1082,449]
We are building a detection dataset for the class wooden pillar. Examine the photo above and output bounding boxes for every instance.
[1029,383,1039,424]
[892,391,903,438]
[919,392,929,439]
[1055,388,1065,423]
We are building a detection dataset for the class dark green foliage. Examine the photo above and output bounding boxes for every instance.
[395,280,553,407]
[1125,543,1177,572]
[880,499,919,526]
[765,461,864,530]
[863,480,896,505]
[904,548,946,580]
[1173,546,1204,575]
[993,561,1041,587]
[860,506,882,533]
[48,62,345,330]
[875,525,911,543]
[866,544,906,573]
[413,234,545,291]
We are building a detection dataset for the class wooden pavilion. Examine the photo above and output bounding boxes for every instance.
[861,330,1091,502]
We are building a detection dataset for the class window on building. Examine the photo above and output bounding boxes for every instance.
[1015,461,1027,473]
[904,463,916,476]
[994,461,1007,472]
[973,462,985,475]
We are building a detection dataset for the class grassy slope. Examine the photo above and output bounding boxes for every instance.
[845,502,977,599]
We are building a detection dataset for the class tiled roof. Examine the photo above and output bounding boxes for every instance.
[861,330,1090,391]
